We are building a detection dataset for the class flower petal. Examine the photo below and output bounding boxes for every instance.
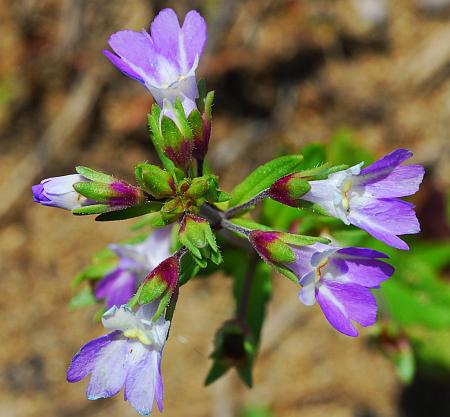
[86,338,129,399]
[182,10,207,71]
[349,198,420,250]
[358,164,424,198]
[298,271,317,306]
[317,282,378,336]
[359,149,412,177]
[103,50,145,84]
[124,345,162,415]
[66,332,118,383]
[95,269,137,309]
[108,30,157,84]
[150,9,181,71]
[328,251,394,288]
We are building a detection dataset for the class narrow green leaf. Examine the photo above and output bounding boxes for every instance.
[95,202,163,222]
[205,360,230,386]
[229,155,304,207]
[69,286,97,309]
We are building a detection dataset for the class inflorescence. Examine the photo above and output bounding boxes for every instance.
[32,8,424,416]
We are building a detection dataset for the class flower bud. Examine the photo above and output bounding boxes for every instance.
[268,173,311,207]
[179,214,222,267]
[249,231,296,264]
[135,163,176,199]
[136,256,180,320]
[161,198,184,222]
[185,177,210,198]
[32,174,91,210]
[73,179,145,209]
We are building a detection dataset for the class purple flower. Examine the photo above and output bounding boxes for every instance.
[293,244,394,336]
[67,302,170,415]
[96,227,173,309]
[104,8,207,116]
[301,149,424,250]
[32,174,91,210]
[249,231,394,336]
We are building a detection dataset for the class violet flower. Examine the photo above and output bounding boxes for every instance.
[293,243,394,337]
[249,231,394,337]
[32,174,91,210]
[104,8,207,116]
[301,149,424,250]
[67,302,169,415]
[96,227,173,309]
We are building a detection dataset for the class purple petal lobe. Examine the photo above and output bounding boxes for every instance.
[360,149,413,176]
[336,247,389,259]
[95,269,137,309]
[103,50,145,84]
[86,338,129,400]
[150,9,181,71]
[108,30,156,81]
[317,282,378,336]
[359,164,425,198]
[328,254,394,288]
[124,345,162,415]
[67,332,118,383]
[182,10,207,70]
[349,198,420,250]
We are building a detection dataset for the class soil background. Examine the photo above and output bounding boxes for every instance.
[0,1,449,417]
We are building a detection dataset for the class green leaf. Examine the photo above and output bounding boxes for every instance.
[95,202,163,222]
[71,259,117,288]
[229,155,304,207]
[76,166,113,183]
[205,360,230,386]
[69,286,97,309]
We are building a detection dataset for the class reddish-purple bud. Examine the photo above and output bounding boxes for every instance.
[268,173,311,207]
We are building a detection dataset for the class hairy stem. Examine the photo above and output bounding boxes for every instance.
[224,190,268,219]
[221,218,251,236]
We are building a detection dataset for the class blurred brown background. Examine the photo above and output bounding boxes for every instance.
[1,1,449,416]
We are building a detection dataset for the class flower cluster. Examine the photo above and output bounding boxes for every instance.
[32,7,424,415]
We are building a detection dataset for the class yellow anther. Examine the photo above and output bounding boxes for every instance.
[315,258,329,281]
[123,328,152,345]
[341,180,352,211]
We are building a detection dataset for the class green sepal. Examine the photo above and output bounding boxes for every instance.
[279,232,330,246]
[76,166,113,183]
[95,202,163,222]
[216,190,231,202]
[186,177,210,198]
[151,290,173,322]
[172,97,193,139]
[161,198,184,222]
[147,106,177,178]
[230,154,304,207]
[204,91,215,120]
[73,181,115,202]
[72,204,110,215]
[179,215,222,267]
[137,277,167,305]
[187,109,203,139]
[266,239,296,264]
[135,163,175,198]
